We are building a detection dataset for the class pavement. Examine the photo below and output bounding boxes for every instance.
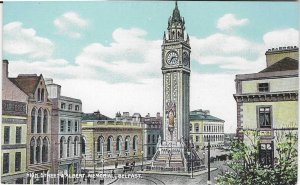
[137,167,218,177]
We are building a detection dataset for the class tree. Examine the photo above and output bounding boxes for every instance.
[216,130,297,185]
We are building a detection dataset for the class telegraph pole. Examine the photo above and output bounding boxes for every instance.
[207,136,211,185]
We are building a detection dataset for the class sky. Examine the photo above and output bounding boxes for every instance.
[3,1,299,133]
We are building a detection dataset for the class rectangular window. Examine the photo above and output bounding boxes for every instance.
[68,104,72,110]
[148,147,151,155]
[4,126,10,144]
[61,103,66,109]
[16,127,22,144]
[75,105,80,111]
[258,83,269,92]
[15,152,21,172]
[259,143,273,166]
[195,125,199,132]
[147,135,150,143]
[68,121,71,132]
[60,120,65,132]
[258,107,272,128]
[196,136,199,142]
[3,153,9,174]
[75,121,78,132]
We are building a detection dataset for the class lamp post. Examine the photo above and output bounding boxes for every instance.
[207,136,211,185]
[141,151,144,171]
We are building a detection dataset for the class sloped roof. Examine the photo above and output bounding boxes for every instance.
[82,111,112,121]
[9,74,41,96]
[259,57,298,73]
[190,109,224,122]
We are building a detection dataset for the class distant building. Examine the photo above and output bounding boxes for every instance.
[1,60,28,184]
[234,46,298,166]
[81,111,143,171]
[142,113,162,160]
[223,133,236,149]
[190,109,225,151]
[45,78,82,184]
[8,70,52,183]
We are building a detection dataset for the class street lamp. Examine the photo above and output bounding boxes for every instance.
[141,151,144,171]
[207,136,211,185]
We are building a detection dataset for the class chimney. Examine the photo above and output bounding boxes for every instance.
[3,60,8,78]
[265,46,299,67]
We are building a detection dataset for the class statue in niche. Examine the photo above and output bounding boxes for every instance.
[166,102,176,133]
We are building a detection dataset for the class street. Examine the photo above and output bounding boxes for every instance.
[80,160,227,185]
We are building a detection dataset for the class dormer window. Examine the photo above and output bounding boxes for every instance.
[258,83,269,92]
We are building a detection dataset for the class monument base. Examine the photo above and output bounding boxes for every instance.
[150,138,202,172]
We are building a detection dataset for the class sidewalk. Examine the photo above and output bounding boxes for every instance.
[83,161,152,172]
[137,168,218,177]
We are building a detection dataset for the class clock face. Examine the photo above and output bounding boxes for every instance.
[183,52,190,66]
[166,51,178,65]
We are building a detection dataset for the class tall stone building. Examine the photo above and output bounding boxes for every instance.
[8,71,52,184]
[152,2,201,171]
[45,79,82,184]
[1,60,28,184]
[234,46,298,165]
[143,113,162,160]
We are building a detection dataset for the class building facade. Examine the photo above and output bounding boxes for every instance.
[142,113,162,160]
[9,73,52,184]
[81,111,143,171]
[2,60,29,184]
[45,79,82,184]
[234,46,298,166]
[190,109,225,151]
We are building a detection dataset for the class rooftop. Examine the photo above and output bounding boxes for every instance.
[82,111,112,121]
[259,57,298,73]
[9,74,42,96]
[190,109,224,122]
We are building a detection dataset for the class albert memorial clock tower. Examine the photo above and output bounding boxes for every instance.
[152,2,201,171]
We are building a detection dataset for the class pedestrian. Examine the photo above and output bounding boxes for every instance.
[112,170,115,177]
[115,161,118,169]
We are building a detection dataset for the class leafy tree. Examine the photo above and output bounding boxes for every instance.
[216,130,297,185]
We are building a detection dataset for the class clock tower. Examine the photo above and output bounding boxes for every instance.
[152,2,201,171]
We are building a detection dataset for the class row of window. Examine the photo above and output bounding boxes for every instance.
[60,103,80,111]
[202,135,224,142]
[31,107,49,134]
[3,126,22,145]
[60,136,80,158]
[29,137,49,164]
[147,134,159,144]
[190,124,224,133]
[60,120,80,133]
[2,152,21,174]
[81,135,139,155]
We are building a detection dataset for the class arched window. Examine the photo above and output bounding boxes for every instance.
[116,136,122,152]
[30,137,35,164]
[107,136,113,153]
[97,137,104,155]
[36,137,42,163]
[41,89,45,102]
[74,137,79,156]
[125,136,130,151]
[37,109,42,133]
[67,137,71,157]
[81,137,86,155]
[37,88,41,101]
[60,137,65,158]
[133,136,138,151]
[31,108,36,133]
[43,109,48,133]
[42,137,49,162]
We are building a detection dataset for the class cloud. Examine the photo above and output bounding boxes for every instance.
[75,28,162,82]
[263,28,299,48]
[3,22,54,59]
[217,13,249,31]
[190,33,265,73]
[54,11,88,38]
